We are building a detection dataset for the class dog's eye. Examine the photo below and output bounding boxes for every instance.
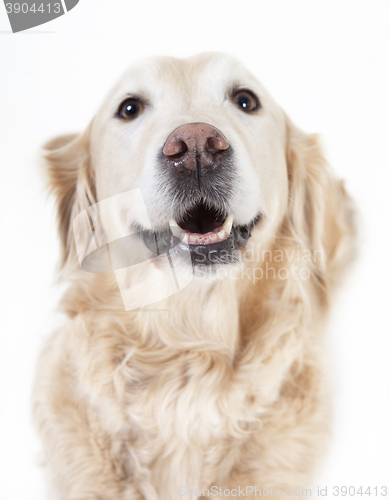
[118,98,143,120]
[233,90,259,113]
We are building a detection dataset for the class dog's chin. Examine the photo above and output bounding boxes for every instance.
[139,200,261,269]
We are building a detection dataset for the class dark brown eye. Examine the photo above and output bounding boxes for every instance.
[233,90,259,112]
[118,98,143,120]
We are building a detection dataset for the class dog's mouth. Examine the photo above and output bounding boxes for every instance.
[172,203,232,245]
[140,200,260,267]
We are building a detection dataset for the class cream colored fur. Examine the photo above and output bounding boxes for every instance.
[33,53,355,500]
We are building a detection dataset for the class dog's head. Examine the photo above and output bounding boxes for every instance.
[44,53,351,290]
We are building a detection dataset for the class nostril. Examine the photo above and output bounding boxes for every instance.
[205,138,224,154]
[205,135,229,154]
[163,139,188,158]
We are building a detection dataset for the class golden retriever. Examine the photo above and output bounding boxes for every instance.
[33,52,355,500]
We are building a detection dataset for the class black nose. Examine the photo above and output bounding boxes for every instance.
[163,122,230,173]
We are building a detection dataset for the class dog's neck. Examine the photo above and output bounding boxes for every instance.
[61,232,323,364]
[62,270,245,357]
[152,277,242,354]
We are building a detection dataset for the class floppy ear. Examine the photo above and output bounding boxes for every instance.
[42,124,96,270]
[283,114,356,295]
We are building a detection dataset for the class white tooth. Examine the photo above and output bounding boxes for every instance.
[209,234,217,242]
[169,219,183,236]
[221,214,234,235]
[169,219,180,228]
[218,230,226,240]
[190,234,198,244]
[181,233,188,243]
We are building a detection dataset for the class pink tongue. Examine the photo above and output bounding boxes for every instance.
[181,227,229,245]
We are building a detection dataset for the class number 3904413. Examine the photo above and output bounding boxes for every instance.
[5,3,61,14]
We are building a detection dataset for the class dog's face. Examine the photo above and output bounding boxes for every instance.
[89,53,289,267]
[46,51,344,289]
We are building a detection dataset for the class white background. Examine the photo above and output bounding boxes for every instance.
[1,1,389,499]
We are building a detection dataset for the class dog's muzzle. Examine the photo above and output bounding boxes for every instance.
[139,122,262,267]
